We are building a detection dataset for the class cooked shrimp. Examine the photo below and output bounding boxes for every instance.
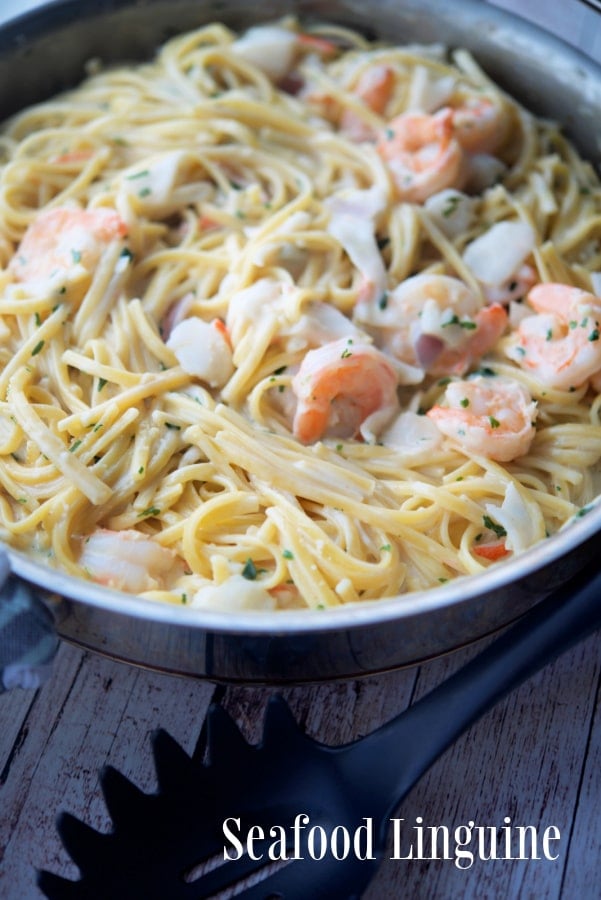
[462,220,537,305]
[376,108,466,203]
[166,316,234,388]
[292,338,399,443]
[482,263,538,306]
[354,273,507,378]
[340,64,395,140]
[357,64,393,111]
[78,529,181,594]
[426,376,538,462]
[326,184,388,305]
[506,283,601,390]
[10,206,128,287]
[225,276,367,359]
[449,93,509,155]
[231,24,336,82]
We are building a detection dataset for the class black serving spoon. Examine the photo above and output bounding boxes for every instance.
[38,558,601,900]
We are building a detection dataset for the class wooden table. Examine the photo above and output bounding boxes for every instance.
[1,623,600,899]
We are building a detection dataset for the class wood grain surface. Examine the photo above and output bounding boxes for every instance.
[1,628,600,899]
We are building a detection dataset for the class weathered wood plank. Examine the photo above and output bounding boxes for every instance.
[364,635,601,899]
[218,664,419,747]
[560,652,601,899]
[0,643,87,860]
[0,642,216,898]
[0,628,599,900]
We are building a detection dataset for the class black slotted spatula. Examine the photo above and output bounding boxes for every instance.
[38,558,601,900]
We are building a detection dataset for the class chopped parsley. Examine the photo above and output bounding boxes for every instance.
[138,506,160,518]
[488,416,500,428]
[242,558,258,580]
[482,514,507,538]
[442,194,461,217]
[442,314,460,327]
[31,340,45,356]
[282,549,294,560]
[442,314,476,330]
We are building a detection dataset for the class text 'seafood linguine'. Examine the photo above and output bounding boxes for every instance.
[0,19,600,611]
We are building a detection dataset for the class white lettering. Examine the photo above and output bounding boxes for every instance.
[390,817,413,859]
[223,817,244,861]
[224,814,560,866]
[268,825,288,861]
[246,825,265,861]
[292,814,310,859]
[355,818,376,861]
[517,825,540,860]
[429,825,451,861]
[502,816,516,860]
[414,816,424,858]
[307,825,328,860]
[542,826,561,861]
[477,825,499,861]
[331,826,351,860]
[454,821,474,869]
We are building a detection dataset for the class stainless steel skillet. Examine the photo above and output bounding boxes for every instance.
[0,0,601,684]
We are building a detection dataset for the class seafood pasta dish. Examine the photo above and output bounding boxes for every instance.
[0,18,600,612]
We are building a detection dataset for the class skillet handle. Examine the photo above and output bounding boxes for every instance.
[0,550,59,692]
[363,556,601,804]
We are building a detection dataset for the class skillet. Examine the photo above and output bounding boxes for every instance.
[1,0,601,683]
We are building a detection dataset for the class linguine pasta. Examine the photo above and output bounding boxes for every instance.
[0,18,600,611]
